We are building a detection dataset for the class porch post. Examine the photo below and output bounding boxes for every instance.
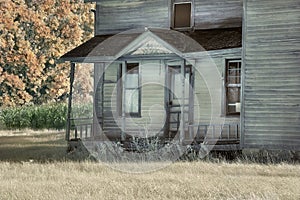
[164,60,170,139]
[66,62,75,141]
[180,60,185,143]
[188,64,195,140]
[121,61,126,141]
[93,63,104,139]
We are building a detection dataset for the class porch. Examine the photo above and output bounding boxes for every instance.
[67,118,240,151]
[62,28,241,151]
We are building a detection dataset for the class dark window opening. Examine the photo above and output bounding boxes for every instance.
[225,59,241,115]
[173,3,192,29]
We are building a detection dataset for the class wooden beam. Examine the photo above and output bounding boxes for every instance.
[117,64,122,117]
[180,60,185,143]
[93,63,104,138]
[121,61,126,141]
[66,62,75,141]
[188,65,195,140]
[118,54,179,61]
[240,0,247,149]
[164,60,170,139]
[100,63,105,133]
[92,63,98,139]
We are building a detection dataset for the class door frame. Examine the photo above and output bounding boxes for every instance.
[164,62,194,140]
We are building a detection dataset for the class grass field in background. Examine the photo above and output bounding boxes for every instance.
[0,130,299,200]
[0,130,67,162]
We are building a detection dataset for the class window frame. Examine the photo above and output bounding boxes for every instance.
[118,62,141,118]
[168,65,191,101]
[225,59,242,116]
[171,1,193,30]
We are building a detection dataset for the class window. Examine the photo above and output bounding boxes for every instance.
[169,66,191,101]
[124,63,141,117]
[225,59,241,115]
[173,2,192,29]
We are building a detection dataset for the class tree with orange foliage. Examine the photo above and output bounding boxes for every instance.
[0,0,94,107]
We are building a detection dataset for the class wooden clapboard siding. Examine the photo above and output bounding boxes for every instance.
[94,48,242,139]
[193,48,242,125]
[193,76,211,123]
[94,0,242,35]
[94,62,120,136]
[193,0,242,29]
[95,60,166,136]
[125,60,166,135]
[96,0,169,35]
[242,0,300,150]
[192,48,241,141]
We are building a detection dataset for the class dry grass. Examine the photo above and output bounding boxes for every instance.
[0,161,299,200]
[0,130,299,200]
[0,130,67,162]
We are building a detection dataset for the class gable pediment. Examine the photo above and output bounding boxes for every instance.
[130,36,173,55]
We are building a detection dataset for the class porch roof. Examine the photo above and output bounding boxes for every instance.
[60,27,241,62]
[61,28,205,62]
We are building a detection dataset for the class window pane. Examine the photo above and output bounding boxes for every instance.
[172,73,190,99]
[126,73,139,89]
[227,87,240,114]
[226,59,241,115]
[173,73,182,99]
[122,63,140,116]
[227,105,237,114]
[174,3,191,28]
[227,63,241,84]
[227,87,240,104]
[127,63,139,73]
[125,89,139,113]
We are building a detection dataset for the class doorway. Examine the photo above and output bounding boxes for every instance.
[165,65,194,139]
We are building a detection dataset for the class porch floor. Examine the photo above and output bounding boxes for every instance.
[68,121,241,151]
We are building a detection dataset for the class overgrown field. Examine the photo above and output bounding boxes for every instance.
[0,130,299,200]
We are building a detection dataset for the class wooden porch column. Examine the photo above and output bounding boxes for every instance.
[180,60,185,143]
[188,64,195,140]
[93,63,104,139]
[121,61,126,141]
[163,60,169,139]
[66,62,75,141]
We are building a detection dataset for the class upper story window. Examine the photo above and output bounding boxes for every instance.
[173,2,192,29]
[225,59,241,115]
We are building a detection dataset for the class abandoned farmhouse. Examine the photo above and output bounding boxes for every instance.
[61,0,300,152]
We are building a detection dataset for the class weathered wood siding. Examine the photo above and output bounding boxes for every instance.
[95,0,169,35]
[95,62,120,139]
[124,60,166,136]
[194,48,241,125]
[93,0,242,35]
[95,60,166,138]
[242,0,300,150]
[194,0,242,29]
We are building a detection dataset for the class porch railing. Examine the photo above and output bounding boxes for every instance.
[69,117,93,140]
[67,118,240,144]
[188,123,240,143]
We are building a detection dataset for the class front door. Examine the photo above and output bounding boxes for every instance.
[165,65,194,140]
